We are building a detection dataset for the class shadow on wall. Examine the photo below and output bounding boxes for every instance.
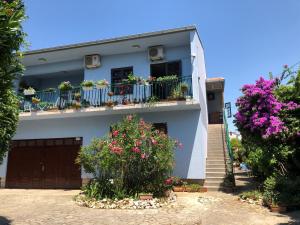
[0,216,11,225]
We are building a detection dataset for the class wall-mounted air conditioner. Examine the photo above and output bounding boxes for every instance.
[84,54,101,69]
[148,46,164,61]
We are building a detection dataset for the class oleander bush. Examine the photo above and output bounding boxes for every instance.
[77,114,182,199]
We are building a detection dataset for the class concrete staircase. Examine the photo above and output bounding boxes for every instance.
[204,124,230,191]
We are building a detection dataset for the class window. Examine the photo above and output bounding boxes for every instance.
[111,67,133,94]
[152,123,168,134]
[150,61,181,78]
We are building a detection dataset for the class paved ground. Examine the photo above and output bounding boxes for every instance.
[0,188,299,225]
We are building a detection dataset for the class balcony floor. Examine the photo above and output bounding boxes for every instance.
[19,100,200,120]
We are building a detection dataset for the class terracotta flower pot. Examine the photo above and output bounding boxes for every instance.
[173,186,185,192]
[199,187,208,193]
[270,205,287,213]
[139,193,153,200]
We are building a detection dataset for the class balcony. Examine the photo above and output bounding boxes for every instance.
[18,76,200,120]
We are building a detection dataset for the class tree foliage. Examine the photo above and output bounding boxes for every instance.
[0,0,26,162]
[234,66,300,205]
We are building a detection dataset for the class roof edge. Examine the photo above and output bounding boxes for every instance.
[24,25,197,56]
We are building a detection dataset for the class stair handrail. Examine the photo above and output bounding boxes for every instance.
[223,109,233,162]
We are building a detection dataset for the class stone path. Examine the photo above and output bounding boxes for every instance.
[0,189,299,225]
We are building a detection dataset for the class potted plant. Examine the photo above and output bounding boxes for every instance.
[31,97,40,104]
[81,80,94,91]
[107,91,114,97]
[179,82,189,93]
[186,184,202,192]
[58,81,73,91]
[156,75,178,82]
[127,73,137,84]
[74,92,81,101]
[139,193,153,200]
[269,201,287,213]
[106,100,114,108]
[171,177,183,192]
[96,79,109,89]
[72,101,81,110]
[23,87,36,96]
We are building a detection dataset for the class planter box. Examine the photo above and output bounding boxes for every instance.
[173,186,185,192]
[139,194,153,200]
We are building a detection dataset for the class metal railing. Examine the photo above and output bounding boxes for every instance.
[223,109,233,161]
[19,76,193,112]
[223,109,235,188]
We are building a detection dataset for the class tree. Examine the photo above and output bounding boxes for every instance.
[234,67,300,205]
[0,0,26,162]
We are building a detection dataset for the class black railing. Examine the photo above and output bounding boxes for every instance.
[19,76,193,112]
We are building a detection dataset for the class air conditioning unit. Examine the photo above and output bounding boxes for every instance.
[84,54,101,69]
[148,46,164,61]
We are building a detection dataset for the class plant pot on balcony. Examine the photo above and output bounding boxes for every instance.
[96,84,107,89]
[139,193,153,200]
[82,86,93,91]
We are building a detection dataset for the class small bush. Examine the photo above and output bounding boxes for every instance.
[240,190,262,201]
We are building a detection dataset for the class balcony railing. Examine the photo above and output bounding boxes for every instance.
[19,76,193,113]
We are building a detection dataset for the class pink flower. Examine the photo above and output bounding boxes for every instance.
[111,140,117,145]
[164,178,173,185]
[132,147,141,153]
[284,64,289,69]
[110,146,123,154]
[151,138,158,145]
[141,153,148,159]
[112,130,119,137]
[135,140,142,146]
[122,133,126,138]
[139,119,145,126]
[127,115,133,121]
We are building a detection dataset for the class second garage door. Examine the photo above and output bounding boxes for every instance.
[6,138,82,189]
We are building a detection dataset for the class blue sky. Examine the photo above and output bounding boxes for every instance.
[23,0,300,131]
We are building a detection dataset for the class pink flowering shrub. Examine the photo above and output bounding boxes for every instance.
[235,77,299,139]
[78,114,182,198]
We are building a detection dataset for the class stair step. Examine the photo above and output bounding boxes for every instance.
[206,168,226,173]
[205,177,225,182]
[206,160,225,165]
[206,172,226,177]
[206,164,225,169]
[207,157,224,161]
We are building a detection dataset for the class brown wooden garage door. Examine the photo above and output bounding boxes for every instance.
[6,138,82,189]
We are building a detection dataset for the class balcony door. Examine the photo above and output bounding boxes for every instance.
[150,61,181,99]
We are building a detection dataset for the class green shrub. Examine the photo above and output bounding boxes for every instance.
[239,190,262,201]
[77,114,181,199]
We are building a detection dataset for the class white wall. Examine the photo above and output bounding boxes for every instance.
[0,110,206,180]
[189,31,208,171]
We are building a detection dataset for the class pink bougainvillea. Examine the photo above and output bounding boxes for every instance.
[235,77,300,138]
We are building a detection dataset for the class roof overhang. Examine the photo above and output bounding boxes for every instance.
[23,26,197,67]
[206,77,225,92]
